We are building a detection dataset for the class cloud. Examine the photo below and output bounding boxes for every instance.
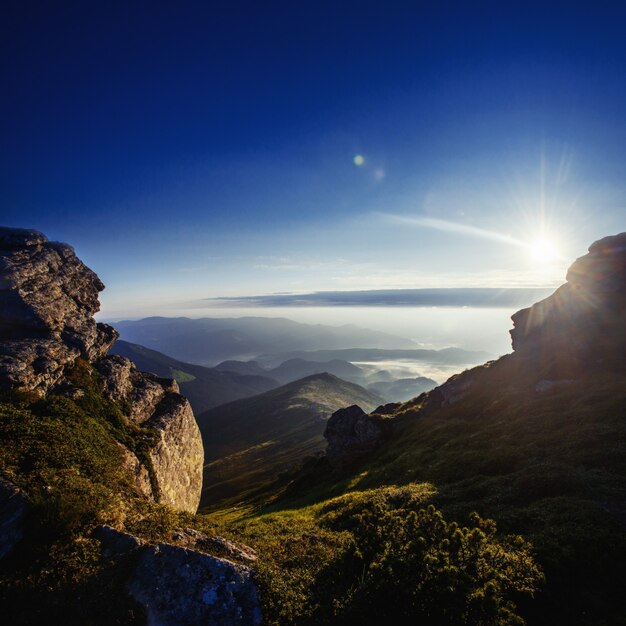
[203,287,555,308]
[378,213,526,247]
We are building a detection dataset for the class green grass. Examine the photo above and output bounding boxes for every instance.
[238,362,626,625]
[227,483,542,625]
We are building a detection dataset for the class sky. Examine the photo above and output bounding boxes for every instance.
[2,1,626,321]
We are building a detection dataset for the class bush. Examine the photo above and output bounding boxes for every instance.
[240,485,543,625]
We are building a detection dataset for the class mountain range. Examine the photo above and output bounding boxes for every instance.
[110,340,279,413]
[112,316,414,365]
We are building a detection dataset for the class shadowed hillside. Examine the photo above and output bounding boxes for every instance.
[196,374,382,510]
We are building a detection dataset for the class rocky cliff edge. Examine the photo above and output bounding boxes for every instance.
[0,227,203,514]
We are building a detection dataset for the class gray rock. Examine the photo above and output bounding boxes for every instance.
[0,227,118,392]
[96,355,179,424]
[0,338,79,393]
[324,404,385,469]
[535,379,574,393]
[146,393,204,514]
[172,528,258,563]
[0,478,28,561]
[98,358,203,512]
[0,227,204,515]
[127,542,262,626]
[116,442,154,500]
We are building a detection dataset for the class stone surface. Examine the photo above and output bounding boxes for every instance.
[511,232,626,367]
[0,478,28,561]
[92,526,262,623]
[0,227,118,392]
[97,356,203,512]
[145,393,204,513]
[96,355,179,424]
[0,338,79,393]
[324,404,386,469]
[127,542,262,626]
[93,524,144,559]
[116,442,154,500]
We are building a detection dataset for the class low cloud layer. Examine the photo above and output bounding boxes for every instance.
[207,287,554,308]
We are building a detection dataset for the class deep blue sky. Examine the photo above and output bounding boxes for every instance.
[2,1,626,318]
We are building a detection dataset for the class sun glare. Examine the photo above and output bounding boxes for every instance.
[528,238,559,263]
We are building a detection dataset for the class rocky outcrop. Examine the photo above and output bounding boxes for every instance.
[116,442,153,500]
[95,355,203,513]
[0,478,28,561]
[0,227,117,393]
[511,232,626,366]
[0,226,204,514]
[0,338,79,394]
[94,526,262,626]
[96,355,180,424]
[324,404,387,470]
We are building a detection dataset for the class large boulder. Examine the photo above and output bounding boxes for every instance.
[511,232,626,367]
[144,394,204,513]
[324,404,386,470]
[128,543,262,626]
[0,227,118,392]
[94,526,262,626]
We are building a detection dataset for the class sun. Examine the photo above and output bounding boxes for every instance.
[528,238,559,263]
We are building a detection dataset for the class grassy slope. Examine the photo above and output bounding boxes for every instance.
[239,355,626,625]
[0,357,564,626]
[196,374,383,511]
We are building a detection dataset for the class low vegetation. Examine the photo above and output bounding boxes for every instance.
[233,484,542,625]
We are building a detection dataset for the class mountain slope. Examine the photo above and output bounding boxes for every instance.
[113,317,414,365]
[110,340,279,413]
[262,232,626,625]
[196,374,382,509]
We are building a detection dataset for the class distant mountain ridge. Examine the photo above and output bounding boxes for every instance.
[111,340,280,413]
[216,357,438,401]
[112,316,415,365]
[256,346,493,367]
